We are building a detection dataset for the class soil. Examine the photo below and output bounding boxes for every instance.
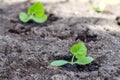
[0,0,120,80]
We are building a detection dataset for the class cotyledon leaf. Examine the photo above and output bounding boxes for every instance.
[50,60,69,67]
[76,56,94,65]
[19,12,30,23]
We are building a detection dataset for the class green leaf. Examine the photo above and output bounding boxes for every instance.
[19,12,30,23]
[76,56,94,65]
[32,14,48,23]
[28,2,44,17]
[50,60,69,67]
[70,42,87,59]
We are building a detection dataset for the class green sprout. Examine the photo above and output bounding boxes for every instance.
[93,2,106,13]
[19,2,47,23]
[50,42,94,67]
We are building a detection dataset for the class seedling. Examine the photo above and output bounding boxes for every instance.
[19,2,47,23]
[50,42,94,67]
[93,2,106,13]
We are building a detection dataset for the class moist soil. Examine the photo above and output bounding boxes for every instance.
[0,0,120,80]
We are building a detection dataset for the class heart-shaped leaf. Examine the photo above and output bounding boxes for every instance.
[70,42,87,59]
[50,60,68,67]
[28,2,44,17]
[76,56,94,65]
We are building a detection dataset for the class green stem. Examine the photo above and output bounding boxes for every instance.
[71,55,75,65]
[29,13,34,19]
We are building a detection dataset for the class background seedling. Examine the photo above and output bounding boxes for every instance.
[50,42,94,67]
[19,2,47,23]
[92,0,120,13]
[93,2,106,13]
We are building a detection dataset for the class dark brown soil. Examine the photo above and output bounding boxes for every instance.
[0,0,120,80]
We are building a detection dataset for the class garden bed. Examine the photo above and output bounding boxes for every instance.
[0,0,120,80]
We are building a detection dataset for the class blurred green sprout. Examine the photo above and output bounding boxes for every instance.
[93,2,106,13]
[19,2,47,23]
